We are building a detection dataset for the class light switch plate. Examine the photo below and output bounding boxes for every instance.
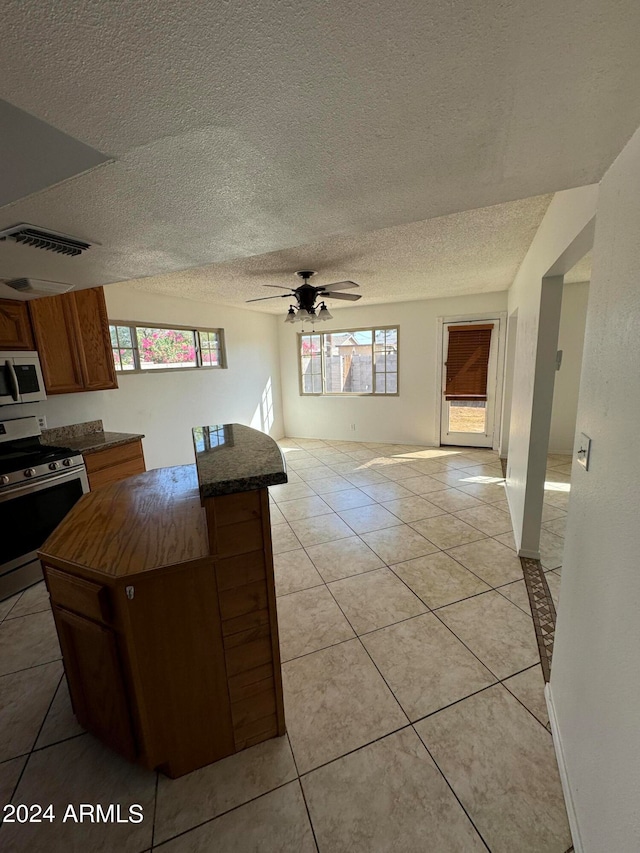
[577,433,591,470]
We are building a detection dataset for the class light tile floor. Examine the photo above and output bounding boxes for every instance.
[0,439,572,852]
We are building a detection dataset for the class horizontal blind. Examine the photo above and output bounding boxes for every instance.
[445,324,493,400]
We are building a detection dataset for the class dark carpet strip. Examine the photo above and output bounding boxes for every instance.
[520,556,556,682]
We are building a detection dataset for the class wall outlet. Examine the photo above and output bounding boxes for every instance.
[350,423,356,431]
[37,415,47,430]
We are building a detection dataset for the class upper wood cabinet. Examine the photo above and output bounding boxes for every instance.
[73,288,119,391]
[0,299,35,350]
[28,287,118,395]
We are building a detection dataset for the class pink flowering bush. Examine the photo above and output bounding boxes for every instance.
[138,328,196,364]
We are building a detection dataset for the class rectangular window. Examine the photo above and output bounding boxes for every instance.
[109,322,226,373]
[299,326,398,396]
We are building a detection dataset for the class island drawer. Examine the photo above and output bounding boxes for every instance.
[45,566,111,624]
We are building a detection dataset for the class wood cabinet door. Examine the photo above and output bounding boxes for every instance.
[72,287,118,391]
[0,299,34,350]
[53,604,137,761]
[28,293,85,393]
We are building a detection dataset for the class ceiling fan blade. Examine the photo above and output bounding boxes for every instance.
[245,294,290,303]
[320,280,359,292]
[262,284,295,290]
[323,292,362,301]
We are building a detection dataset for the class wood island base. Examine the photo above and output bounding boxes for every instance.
[39,460,286,779]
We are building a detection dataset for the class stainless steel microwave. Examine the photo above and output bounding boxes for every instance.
[0,352,47,405]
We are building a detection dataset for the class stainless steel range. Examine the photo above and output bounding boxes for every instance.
[0,416,89,601]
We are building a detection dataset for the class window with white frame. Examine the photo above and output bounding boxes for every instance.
[109,323,226,372]
[299,327,398,395]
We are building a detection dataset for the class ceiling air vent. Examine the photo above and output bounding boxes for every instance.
[0,223,91,256]
[4,277,74,296]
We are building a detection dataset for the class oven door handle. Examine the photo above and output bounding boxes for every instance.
[0,466,89,502]
[5,360,20,402]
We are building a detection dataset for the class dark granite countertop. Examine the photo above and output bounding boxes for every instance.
[41,420,144,455]
[193,423,287,498]
[58,431,145,455]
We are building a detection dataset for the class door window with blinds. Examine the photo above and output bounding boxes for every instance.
[442,321,497,444]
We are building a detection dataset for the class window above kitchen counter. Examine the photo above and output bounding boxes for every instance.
[109,322,226,373]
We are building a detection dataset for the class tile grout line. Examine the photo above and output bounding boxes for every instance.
[0,654,64,680]
[3,604,52,622]
[0,590,26,624]
[412,730,493,852]
[150,778,303,850]
[149,771,160,849]
[295,723,414,780]
[1,671,67,822]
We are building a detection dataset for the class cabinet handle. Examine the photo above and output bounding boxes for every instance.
[125,586,135,600]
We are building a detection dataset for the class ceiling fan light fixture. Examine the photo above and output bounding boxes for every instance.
[245,268,361,317]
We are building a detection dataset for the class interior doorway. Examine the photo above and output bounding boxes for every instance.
[499,310,518,461]
[440,317,502,448]
[538,263,591,580]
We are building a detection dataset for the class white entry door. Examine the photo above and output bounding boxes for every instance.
[440,319,501,448]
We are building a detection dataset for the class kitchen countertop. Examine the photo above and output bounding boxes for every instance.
[193,423,287,498]
[41,420,144,455]
[40,465,208,577]
[56,431,145,455]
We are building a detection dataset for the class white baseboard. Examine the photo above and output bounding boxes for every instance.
[518,547,541,560]
[545,683,583,853]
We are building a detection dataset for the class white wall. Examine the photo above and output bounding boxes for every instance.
[549,126,640,853]
[548,281,590,454]
[279,292,507,444]
[505,185,598,553]
[7,285,284,469]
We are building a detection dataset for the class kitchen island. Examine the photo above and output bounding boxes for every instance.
[38,424,287,778]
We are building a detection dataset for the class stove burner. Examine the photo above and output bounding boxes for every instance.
[0,438,78,476]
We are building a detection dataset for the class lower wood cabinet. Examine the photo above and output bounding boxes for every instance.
[52,604,137,761]
[84,440,146,491]
[42,555,242,778]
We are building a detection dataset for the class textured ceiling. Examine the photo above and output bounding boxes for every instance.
[126,194,552,311]
[0,1,638,295]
